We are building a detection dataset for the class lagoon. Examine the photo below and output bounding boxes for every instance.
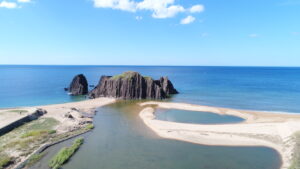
[30,101,281,169]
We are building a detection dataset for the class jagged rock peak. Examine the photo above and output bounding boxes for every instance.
[89,71,178,100]
[68,74,88,95]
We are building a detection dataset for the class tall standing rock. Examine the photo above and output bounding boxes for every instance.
[68,74,88,95]
[89,71,178,100]
[158,77,178,95]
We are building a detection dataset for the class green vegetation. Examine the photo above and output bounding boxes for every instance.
[143,76,152,80]
[289,132,300,169]
[26,118,59,130]
[48,130,57,134]
[85,124,94,130]
[0,154,12,169]
[0,118,59,168]
[0,117,93,169]
[26,152,46,167]
[21,130,50,138]
[111,71,152,80]
[21,129,56,138]
[111,71,136,80]
[49,138,84,169]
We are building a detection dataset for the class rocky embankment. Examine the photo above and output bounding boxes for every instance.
[89,71,178,99]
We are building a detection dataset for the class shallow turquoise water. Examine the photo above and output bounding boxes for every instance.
[155,109,244,124]
[30,102,281,169]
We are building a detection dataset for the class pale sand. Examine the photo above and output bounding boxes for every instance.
[0,98,116,133]
[0,108,37,129]
[38,98,116,132]
[139,101,300,169]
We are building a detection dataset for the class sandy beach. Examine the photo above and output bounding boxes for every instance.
[39,97,116,133]
[139,101,300,169]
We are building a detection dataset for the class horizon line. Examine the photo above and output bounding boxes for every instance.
[0,64,300,68]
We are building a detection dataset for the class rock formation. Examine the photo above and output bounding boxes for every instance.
[89,71,178,100]
[68,74,88,95]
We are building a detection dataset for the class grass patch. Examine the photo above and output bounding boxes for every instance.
[111,71,152,80]
[0,118,59,168]
[85,124,94,130]
[26,152,46,167]
[0,154,13,169]
[21,130,50,138]
[111,71,135,80]
[27,118,59,131]
[48,130,57,134]
[49,138,84,169]
[289,132,300,169]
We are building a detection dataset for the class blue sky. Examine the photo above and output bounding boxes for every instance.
[0,0,299,66]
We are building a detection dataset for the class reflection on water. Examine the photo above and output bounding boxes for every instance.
[30,101,281,169]
[155,109,244,124]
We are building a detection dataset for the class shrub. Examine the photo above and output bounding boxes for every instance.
[21,130,49,138]
[85,124,94,130]
[48,130,57,134]
[48,138,84,169]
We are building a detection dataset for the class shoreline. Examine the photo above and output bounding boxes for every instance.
[2,98,300,169]
[139,101,300,169]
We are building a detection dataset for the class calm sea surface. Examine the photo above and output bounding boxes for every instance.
[0,65,300,113]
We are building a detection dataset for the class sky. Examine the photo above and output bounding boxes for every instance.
[0,0,300,66]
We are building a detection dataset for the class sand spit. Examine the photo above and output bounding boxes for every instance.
[139,101,300,169]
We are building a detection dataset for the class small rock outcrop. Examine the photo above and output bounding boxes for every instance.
[68,74,88,95]
[89,71,178,100]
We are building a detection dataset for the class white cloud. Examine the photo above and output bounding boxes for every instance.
[93,0,204,19]
[0,1,17,8]
[292,32,300,36]
[18,0,31,3]
[151,5,184,18]
[189,5,204,13]
[137,0,184,18]
[94,0,136,12]
[180,15,195,24]
[249,33,259,38]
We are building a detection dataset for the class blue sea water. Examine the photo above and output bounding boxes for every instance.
[0,65,300,113]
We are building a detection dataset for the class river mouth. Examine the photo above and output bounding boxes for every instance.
[30,101,281,169]
[155,108,244,124]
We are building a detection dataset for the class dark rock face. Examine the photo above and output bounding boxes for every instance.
[89,71,178,100]
[68,74,88,95]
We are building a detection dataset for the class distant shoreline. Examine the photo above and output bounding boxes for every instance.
[1,64,300,68]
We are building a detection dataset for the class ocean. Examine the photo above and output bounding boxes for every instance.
[1,65,300,113]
